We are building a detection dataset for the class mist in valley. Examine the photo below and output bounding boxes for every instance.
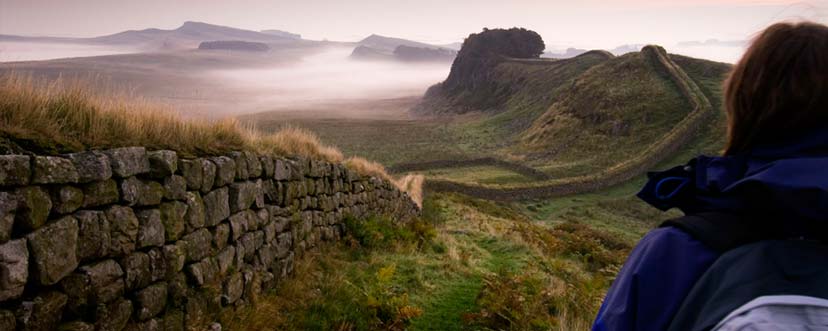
[0,41,142,62]
[205,47,450,113]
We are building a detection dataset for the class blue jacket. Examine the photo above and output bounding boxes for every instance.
[593,129,828,331]
[592,228,718,331]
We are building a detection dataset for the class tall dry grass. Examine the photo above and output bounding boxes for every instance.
[0,74,422,198]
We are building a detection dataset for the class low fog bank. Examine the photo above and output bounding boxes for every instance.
[0,41,142,62]
[206,47,451,112]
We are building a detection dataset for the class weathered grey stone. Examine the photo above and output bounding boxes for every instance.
[244,151,262,178]
[80,259,124,303]
[254,179,265,208]
[228,211,250,242]
[186,257,219,287]
[50,185,83,214]
[58,321,94,331]
[222,272,243,305]
[210,157,236,187]
[200,160,216,194]
[182,228,212,263]
[0,310,13,331]
[159,201,187,242]
[212,222,230,251]
[121,251,151,291]
[275,232,292,258]
[209,322,222,331]
[27,216,78,285]
[0,238,28,301]
[228,181,257,213]
[216,246,235,275]
[121,177,163,206]
[136,209,165,248]
[182,192,204,232]
[146,248,166,282]
[15,186,51,232]
[75,210,110,261]
[0,192,17,243]
[179,159,203,191]
[81,179,119,208]
[105,147,150,178]
[162,244,185,279]
[94,298,132,331]
[67,151,112,183]
[273,159,290,181]
[135,282,167,321]
[203,187,229,226]
[32,156,79,184]
[162,175,187,201]
[229,152,248,180]
[106,205,139,257]
[0,155,30,186]
[16,291,67,331]
[260,156,274,178]
[147,150,178,178]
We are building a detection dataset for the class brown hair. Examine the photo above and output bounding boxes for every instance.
[724,21,828,155]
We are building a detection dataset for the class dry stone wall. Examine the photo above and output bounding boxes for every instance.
[0,147,419,331]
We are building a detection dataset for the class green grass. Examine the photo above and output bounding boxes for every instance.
[423,165,535,185]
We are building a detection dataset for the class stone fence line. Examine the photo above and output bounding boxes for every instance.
[0,147,419,331]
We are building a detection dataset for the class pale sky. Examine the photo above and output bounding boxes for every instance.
[1,0,826,49]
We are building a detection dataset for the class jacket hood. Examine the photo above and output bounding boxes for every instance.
[638,129,828,235]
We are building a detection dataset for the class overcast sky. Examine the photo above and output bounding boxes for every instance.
[1,0,826,49]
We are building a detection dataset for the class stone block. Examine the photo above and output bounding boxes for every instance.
[203,187,229,226]
[121,251,151,291]
[105,147,150,178]
[182,192,204,232]
[136,209,165,249]
[0,192,16,243]
[228,181,257,213]
[120,177,163,206]
[179,159,203,191]
[50,185,83,215]
[0,238,28,301]
[81,179,119,208]
[94,298,132,331]
[75,210,110,261]
[66,151,111,183]
[27,216,78,285]
[0,155,30,186]
[32,156,79,184]
[16,291,67,331]
[14,186,51,232]
[135,282,167,321]
[160,201,187,242]
[182,228,212,263]
[147,150,178,178]
[162,175,187,201]
[210,157,235,188]
[106,205,139,257]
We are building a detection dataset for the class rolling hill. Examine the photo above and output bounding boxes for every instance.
[411,28,732,199]
[1,21,305,50]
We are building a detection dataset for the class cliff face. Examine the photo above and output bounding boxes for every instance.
[0,147,418,330]
[416,28,546,113]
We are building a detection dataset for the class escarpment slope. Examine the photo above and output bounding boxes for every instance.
[412,28,731,200]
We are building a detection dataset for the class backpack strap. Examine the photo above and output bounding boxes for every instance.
[660,212,770,253]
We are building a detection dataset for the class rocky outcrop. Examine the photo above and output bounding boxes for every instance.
[0,148,418,330]
[416,27,546,113]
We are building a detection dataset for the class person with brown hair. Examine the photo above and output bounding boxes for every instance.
[592,21,828,331]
